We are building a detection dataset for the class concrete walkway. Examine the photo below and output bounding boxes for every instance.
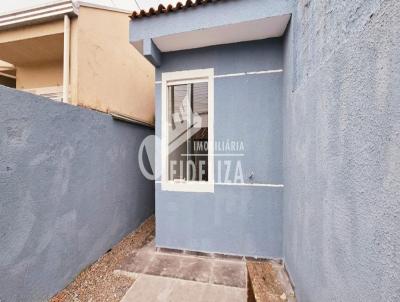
[120,274,246,302]
[117,239,247,301]
[51,216,294,301]
[120,240,246,287]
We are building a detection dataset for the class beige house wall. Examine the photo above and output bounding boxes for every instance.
[16,60,63,89]
[0,20,64,90]
[0,20,64,44]
[0,6,154,124]
[73,6,155,125]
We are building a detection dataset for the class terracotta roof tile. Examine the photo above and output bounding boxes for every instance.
[130,0,223,20]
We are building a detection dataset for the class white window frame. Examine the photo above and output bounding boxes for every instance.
[161,68,214,193]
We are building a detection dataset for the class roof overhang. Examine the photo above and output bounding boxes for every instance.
[0,0,133,32]
[0,0,79,30]
[0,33,64,65]
[130,0,293,67]
[146,14,290,53]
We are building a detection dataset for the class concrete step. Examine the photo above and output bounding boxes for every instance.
[119,240,247,288]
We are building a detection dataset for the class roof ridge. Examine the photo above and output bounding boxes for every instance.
[130,0,223,20]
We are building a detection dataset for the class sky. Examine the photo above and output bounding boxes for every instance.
[0,0,180,13]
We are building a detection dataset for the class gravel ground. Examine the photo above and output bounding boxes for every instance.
[50,216,155,302]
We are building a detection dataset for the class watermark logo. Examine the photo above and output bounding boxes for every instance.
[138,134,159,181]
[138,92,249,183]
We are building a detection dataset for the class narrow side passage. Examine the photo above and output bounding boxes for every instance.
[50,217,155,302]
[118,224,295,302]
[52,216,295,302]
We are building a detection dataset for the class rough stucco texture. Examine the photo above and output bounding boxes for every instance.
[283,0,400,301]
[0,87,155,302]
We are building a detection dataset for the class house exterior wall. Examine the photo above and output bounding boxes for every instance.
[155,39,284,258]
[0,86,155,302]
[72,6,155,125]
[0,20,64,90]
[0,19,64,44]
[0,6,154,124]
[0,21,64,68]
[282,0,400,301]
[16,59,63,89]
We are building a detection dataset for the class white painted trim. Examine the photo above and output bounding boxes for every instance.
[156,180,284,188]
[0,9,76,29]
[247,69,283,75]
[208,69,215,192]
[161,68,214,193]
[62,14,70,103]
[162,181,214,193]
[0,0,72,16]
[162,69,215,83]
[0,1,78,30]
[214,69,283,78]
[214,72,245,78]
[0,0,128,31]
[215,182,284,188]
[165,78,209,86]
[181,154,245,157]
[155,69,283,85]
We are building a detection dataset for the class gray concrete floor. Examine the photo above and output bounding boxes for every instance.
[117,240,247,302]
[120,274,246,302]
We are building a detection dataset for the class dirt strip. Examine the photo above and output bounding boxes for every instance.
[50,216,155,302]
[247,261,296,302]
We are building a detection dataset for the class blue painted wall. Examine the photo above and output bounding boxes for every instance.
[0,87,155,302]
[155,39,284,258]
[133,0,400,299]
[282,0,400,301]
